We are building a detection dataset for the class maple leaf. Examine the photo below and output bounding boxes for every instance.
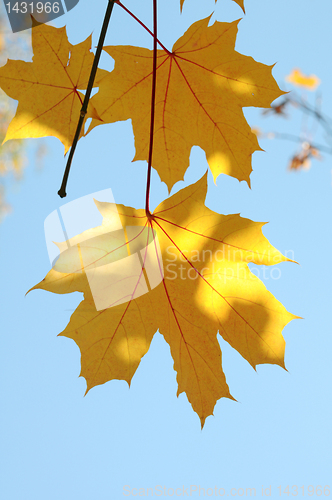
[30,223,160,391]
[87,17,283,191]
[32,174,296,426]
[285,68,321,92]
[0,23,107,153]
[180,0,245,14]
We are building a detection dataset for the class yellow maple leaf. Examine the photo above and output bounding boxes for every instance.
[32,174,297,426]
[88,17,283,191]
[0,23,107,153]
[285,68,320,91]
[180,0,245,14]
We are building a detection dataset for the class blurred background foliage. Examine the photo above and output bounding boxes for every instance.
[0,15,46,221]
[254,67,332,173]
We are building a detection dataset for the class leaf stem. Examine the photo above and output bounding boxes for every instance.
[58,0,116,198]
[145,0,158,217]
[116,1,170,54]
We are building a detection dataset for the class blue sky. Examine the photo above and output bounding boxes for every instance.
[1,0,331,498]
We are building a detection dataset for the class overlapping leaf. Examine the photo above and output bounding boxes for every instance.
[88,17,284,190]
[32,174,296,426]
[0,23,106,153]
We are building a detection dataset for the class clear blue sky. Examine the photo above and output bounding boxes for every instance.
[1,0,331,498]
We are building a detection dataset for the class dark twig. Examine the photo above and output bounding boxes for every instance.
[145,0,158,217]
[58,0,116,198]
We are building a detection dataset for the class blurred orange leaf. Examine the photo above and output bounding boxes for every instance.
[289,142,322,171]
[285,68,320,91]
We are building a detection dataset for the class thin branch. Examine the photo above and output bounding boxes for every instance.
[58,0,116,198]
[261,131,332,155]
[289,93,332,137]
[145,0,158,217]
